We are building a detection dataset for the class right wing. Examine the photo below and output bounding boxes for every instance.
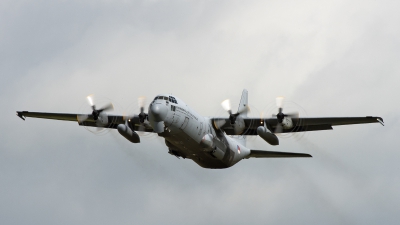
[16,111,155,132]
[247,150,312,158]
[212,116,384,135]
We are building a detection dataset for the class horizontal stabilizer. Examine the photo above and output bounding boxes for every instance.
[248,150,312,158]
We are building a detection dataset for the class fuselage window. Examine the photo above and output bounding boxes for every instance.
[164,96,168,100]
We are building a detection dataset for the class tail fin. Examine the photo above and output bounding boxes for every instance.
[232,89,248,146]
[237,89,248,117]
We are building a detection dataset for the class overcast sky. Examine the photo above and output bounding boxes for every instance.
[1,0,400,224]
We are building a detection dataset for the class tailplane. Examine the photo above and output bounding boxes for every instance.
[247,150,312,158]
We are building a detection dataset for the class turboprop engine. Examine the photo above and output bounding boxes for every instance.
[257,126,279,146]
[220,98,249,135]
[274,97,298,133]
[233,116,246,135]
[117,124,140,143]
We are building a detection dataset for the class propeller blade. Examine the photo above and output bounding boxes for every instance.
[96,127,104,132]
[138,124,146,132]
[213,119,227,129]
[138,97,146,111]
[98,103,114,112]
[221,99,232,112]
[237,105,250,114]
[286,111,299,118]
[275,123,283,133]
[87,95,95,107]
[276,96,284,108]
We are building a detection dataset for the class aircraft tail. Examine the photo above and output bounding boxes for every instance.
[237,89,248,117]
[232,89,248,146]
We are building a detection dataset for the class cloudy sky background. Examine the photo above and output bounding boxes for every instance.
[1,0,400,224]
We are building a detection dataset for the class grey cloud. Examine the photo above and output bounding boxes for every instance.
[1,0,400,224]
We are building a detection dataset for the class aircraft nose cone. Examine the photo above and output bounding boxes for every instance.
[149,103,167,122]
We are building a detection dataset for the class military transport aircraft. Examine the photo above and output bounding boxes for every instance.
[16,90,384,169]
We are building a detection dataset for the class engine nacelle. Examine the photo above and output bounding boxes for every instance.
[117,124,140,143]
[281,117,293,129]
[232,116,246,135]
[257,126,279,145]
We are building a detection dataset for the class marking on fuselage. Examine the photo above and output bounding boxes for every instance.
[175,106,198,121]
[180,117,189,130]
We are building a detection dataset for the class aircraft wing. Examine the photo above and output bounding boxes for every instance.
[16,111,155,132]
[211,116,384,135]
[247,150,312,158]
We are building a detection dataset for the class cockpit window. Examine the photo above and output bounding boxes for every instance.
[169,96,178,104]
[155,96,169,101]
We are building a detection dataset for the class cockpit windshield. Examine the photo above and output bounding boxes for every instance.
[155,96,167,100]
[153,95,178,104]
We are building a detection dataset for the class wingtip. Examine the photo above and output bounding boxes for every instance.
[301,153,312,158]
[16,111,25,121]
[377,117,384,126]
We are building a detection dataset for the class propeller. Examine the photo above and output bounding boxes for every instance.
[77,95,114,123]
[138,97,147,123]
[87,95,113,120]
[137,96,148,131]
[121,96,148,131]
[215,99,250,134]
[121,96,158,139]
[273,97,298,133]
[221,99,249,125]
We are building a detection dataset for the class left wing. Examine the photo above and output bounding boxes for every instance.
[16,111,154,132]
[212,116,384,135]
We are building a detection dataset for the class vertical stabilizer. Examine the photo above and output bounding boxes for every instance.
[237,89,248,117]
[232,89,248,146]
